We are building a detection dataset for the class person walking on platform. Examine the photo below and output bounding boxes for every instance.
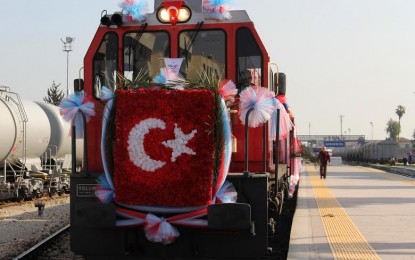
[318,146,331,179]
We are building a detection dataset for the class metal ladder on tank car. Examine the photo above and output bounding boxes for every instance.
[0,86,29,199]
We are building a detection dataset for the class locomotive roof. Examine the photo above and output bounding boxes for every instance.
[102,7,253,28]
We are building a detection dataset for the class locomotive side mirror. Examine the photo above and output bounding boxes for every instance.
[74,79,84,92]
[274,72,286,95]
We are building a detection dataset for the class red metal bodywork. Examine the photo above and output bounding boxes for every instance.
[84,21,271,174]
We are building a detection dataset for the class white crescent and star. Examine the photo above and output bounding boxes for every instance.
[162,124,197,162]
[127,118,197,172]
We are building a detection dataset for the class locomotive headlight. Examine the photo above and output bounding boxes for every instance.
[157,3,191,25]
[177,7,191,22]
[158,8,170,23]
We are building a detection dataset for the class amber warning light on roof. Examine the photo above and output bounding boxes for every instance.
[157,1,191,25]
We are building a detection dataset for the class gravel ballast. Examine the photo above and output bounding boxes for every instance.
[0,197,69,259]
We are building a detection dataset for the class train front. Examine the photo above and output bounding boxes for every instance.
[70,0,287,258]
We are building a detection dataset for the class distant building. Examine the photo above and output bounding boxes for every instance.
[361,139,397,163]
[297,134,365,156]
[397,137,414,161]
[299,135,414,163]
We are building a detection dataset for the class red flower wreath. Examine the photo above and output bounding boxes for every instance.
[114,89,216,207]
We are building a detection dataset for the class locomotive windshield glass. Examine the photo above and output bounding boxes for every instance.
[178,30,226,80]
[236,28,263,91]
[123,31,170,81]
[93,33,118,98]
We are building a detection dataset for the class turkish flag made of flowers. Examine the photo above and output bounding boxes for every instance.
[114,89,216,207]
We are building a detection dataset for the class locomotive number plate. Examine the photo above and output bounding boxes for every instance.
[76,184,96,197]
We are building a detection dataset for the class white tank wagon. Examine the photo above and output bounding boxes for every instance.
[343,142,364,162]
[35,101,83,163]
[0,96,51,165]
[0,86,82,200]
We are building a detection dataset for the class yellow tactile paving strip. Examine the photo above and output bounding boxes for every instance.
[307,165,381,260]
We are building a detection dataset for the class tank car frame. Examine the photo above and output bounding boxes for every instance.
[0,86,74,201]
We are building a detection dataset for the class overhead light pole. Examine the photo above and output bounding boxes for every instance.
[370,122,374,140]
[61,37,75,97]
[308,122,311,143]
[339,115,345,139]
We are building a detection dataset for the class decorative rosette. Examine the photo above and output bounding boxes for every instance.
[153,67,185,89]
[120,0,149,22]
[239,86,277,128]
[59,91,95,138]
[144,214,180,245]
[215,181,237,203]
[96,175,115,203]
[203,0,234,20]
[218,79,237,101]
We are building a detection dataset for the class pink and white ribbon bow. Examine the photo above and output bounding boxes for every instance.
[59,91,95,138]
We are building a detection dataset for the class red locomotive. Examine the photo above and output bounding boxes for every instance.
[68,0,301,258]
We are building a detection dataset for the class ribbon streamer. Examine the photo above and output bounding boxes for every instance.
[100,86,115,191]
[270,100,294,139]
[212,98,232,199]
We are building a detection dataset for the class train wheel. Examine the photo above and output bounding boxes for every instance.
[15,188,26,202]
[48,188,55,197]
[36,189,43,198]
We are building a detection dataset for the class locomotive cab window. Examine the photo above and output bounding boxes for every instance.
[123,31,170,81]
[236,28,263,91]
[178,30,226,80]
[93,33,118,98]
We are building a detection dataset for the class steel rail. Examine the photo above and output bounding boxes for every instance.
[13,224,70,260]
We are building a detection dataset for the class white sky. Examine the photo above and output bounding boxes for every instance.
[1,0,414,140]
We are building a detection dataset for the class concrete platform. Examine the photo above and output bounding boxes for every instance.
[288,164,415,259]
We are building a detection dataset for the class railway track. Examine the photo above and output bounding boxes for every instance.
[392,172,415,178]
[350,163,415,179]
[13,224,70,260]
[381,167,415,179]
[0,194,69,210]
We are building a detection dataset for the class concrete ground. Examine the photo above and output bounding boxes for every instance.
[288,164,415,259]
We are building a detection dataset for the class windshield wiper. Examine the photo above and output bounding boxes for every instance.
[125,23,148,56]
[180,21,204,63]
